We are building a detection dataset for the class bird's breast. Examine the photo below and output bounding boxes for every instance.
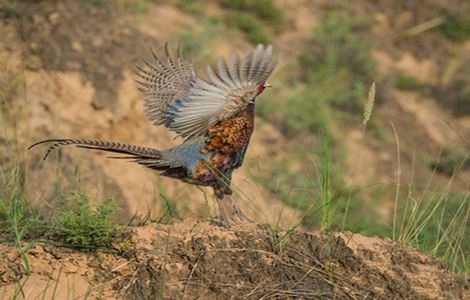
[202,105,254,156]
[190,105,255,181]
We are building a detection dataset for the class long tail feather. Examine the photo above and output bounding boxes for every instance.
[28,138,161,161]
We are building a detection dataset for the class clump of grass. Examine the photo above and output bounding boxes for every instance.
[219,0,282,44]
[179,18,218,59]
[264,223,295,254]
[437,56,470,116]
[430,147,469,177]
[0,71,23,111]
[178,0,202,14]
[0,153,123,251]
[157,192,180,224]
[51,189,122,249]
[394,74,426,91]
[283,87,331,135]
[115,0,149,14]
[441,15,470,42]
[219,0,282,29]
[224,12,270,44]
[0,0,18,17]
[0,161,43,275]
[394,188,469,273]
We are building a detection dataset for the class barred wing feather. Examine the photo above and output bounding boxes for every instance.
[135,44,277,139]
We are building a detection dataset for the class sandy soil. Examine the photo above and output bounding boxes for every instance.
[1,220,468,299]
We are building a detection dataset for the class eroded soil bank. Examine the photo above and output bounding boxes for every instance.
[1,220,468,299]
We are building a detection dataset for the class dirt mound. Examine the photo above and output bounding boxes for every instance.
[1,220,467,299]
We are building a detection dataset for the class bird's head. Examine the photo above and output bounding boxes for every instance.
[256,82,271,96]
[249,82,271,105]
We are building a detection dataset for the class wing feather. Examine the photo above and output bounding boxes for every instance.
[135,43,278,139]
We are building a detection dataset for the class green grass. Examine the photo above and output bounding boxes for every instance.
[50,189,121,249]
[219,0,282,44]
[157,192,180,224]
[441,15,470,42]
[394,73,427,91]
[115,0,150,14]
[0,1,17,17]
[179,18,219,59]
[225,12,270,44]
[178,0,202,14]
[219,0,282,29]
[438,57,470,116]
[0,149,123,251]
[394,185,469,273]
[430,146,469,177]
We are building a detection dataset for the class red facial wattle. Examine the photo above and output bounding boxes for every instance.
[257,84,266,95]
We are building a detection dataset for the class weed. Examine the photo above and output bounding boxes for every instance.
[178,0,202,14]
[0,1,17,17]
[179,18,218,59]
[157,192,180,224]
[219,0,249,11]
[441,15,470,42]
[0,71,23,108]
[264,223,296,254]
[219,0,282,29]
[115,0,150,15]
[362,82,376,128]
[87,0,104,7]
[282,10,373,135]
[0,156,44,274]
[437,56,470,116]
[250,0,282,27]
[430,147,469,177]
[51,189,122,249]
[395,188,469,273]
[220,0,281,44]
[394,74,426,91]
[225,12,270,44]
[0,140,123,252]
[283,86,332,135]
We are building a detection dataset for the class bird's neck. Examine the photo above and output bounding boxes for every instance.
[245,103,255,128]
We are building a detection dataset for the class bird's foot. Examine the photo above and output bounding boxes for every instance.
[215,197,231,226]
[228,196,254,223]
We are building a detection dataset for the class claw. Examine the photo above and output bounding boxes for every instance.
[227,195,254,223]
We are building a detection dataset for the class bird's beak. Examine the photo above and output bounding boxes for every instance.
[264,82,272,88]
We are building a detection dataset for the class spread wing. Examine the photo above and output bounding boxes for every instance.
[135,44,278,139]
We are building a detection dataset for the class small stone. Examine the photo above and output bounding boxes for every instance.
[48,12,60,25]
[71,41,83,52]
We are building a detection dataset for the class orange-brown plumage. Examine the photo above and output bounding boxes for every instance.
[203,105,254,154]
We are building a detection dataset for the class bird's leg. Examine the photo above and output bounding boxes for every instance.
[214,188,230,225]
[227,195,254,223]
[216,197,229,225]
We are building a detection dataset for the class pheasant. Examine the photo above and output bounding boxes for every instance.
[29,44,278,224]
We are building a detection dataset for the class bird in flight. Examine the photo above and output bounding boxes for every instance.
[29,44,278,224]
